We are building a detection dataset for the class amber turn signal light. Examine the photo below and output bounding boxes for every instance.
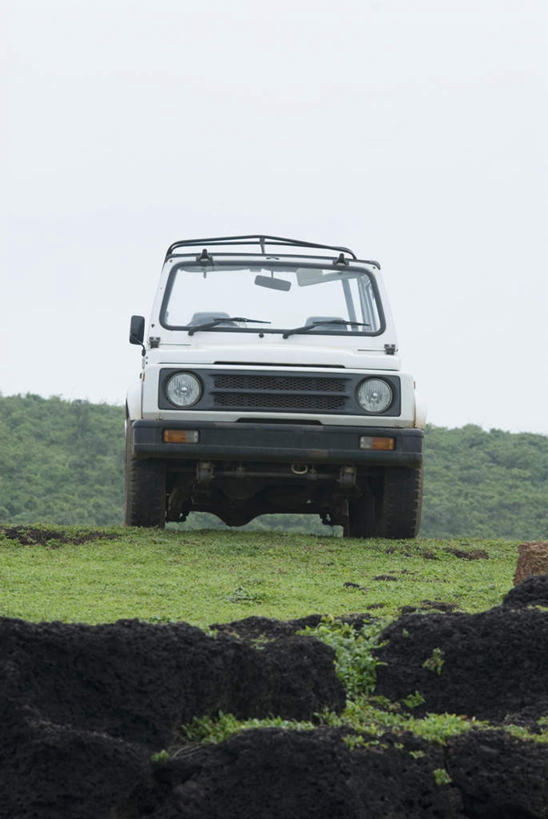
[163,429,199,443]
[359,436,395,451]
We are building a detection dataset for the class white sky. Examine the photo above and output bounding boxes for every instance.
[2,0,547,433]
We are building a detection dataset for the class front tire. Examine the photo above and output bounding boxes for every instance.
[124,421,166,527]
[377,465,423,539]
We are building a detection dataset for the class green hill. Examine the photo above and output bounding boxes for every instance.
[0,394,546,538]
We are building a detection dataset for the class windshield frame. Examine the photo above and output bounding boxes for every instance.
[159,259,386,337]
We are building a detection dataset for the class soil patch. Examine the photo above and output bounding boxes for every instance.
[446,548,489,560]
[502,574,548,609]
[400,600,460,615]
[0,524,117,546]
[375,608,548,722]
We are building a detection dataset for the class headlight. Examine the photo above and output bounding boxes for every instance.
[357,378,393,413]
[165,372,202,407]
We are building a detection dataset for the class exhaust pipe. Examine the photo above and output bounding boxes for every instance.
[290,463,309,475]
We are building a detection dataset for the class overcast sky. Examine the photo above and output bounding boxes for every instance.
[2,0,547,433]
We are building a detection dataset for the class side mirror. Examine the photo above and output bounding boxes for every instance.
[129,315,145,345]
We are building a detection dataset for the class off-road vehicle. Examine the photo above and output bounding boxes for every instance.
[126,235,426,537]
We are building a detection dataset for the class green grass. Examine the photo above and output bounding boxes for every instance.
[0,524,519,626]
[177,703,497,749]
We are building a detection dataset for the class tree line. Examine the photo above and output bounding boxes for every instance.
[0,393,546,538]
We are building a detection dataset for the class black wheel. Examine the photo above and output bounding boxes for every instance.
[348,493,377,538]
[124,421,166,527]
[377,465,423,539]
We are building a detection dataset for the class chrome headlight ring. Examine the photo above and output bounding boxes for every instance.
[357,377,394,414]
[165,372,202,408]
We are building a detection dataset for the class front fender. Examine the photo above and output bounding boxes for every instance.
[414,392,427,429]
[126,377,142,421]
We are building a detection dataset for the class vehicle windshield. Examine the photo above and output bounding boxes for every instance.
[161,263,383,335]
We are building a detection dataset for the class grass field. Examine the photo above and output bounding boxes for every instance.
[0,525,520,625]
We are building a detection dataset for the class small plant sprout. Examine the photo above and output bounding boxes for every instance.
[226,585,263,604]
[423,647,445,675]
[403,691,425,709]
[433,768,452,786]
[409,749,425,759]
[343,734,366,750]
[151,749,170,763]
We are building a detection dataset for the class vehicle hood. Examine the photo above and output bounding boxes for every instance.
[147,341,400,371]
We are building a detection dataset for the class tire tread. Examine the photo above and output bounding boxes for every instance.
[378,466,423,539]
[124,423,166,527]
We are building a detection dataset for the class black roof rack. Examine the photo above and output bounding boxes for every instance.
[164,235,380,269]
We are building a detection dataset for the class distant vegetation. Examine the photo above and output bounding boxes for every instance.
[0,395,123,526]
[0,393,546,538]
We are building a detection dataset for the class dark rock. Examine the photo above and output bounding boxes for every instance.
[0,617,346,818]
[0,617,344,749]
[374,608,548,722]
[1,714,149,819]
[447,729,548,818]
[138,728,465,819]
[503,574,548,609]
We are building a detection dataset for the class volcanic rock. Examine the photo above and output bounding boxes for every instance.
[0,617,344,748]
[447,729,548,818]
[374,608,548,722]
[133,728,465,819]
[503,574,548,609]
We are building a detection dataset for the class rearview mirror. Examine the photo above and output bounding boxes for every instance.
[254,274,291,292]
[129,315,145,345]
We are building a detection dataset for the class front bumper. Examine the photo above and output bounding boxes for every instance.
[132,420,423,467]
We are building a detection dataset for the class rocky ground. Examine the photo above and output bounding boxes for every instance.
[1,576,547,819]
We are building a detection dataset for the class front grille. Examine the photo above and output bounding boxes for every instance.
[213,374,346,392]
[211,372,350,413]
[214,392,346,410]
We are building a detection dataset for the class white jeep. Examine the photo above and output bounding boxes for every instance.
[125,235,426,537]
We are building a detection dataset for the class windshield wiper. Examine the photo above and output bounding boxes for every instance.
[187,317,271,336]
[282,319,370,339]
